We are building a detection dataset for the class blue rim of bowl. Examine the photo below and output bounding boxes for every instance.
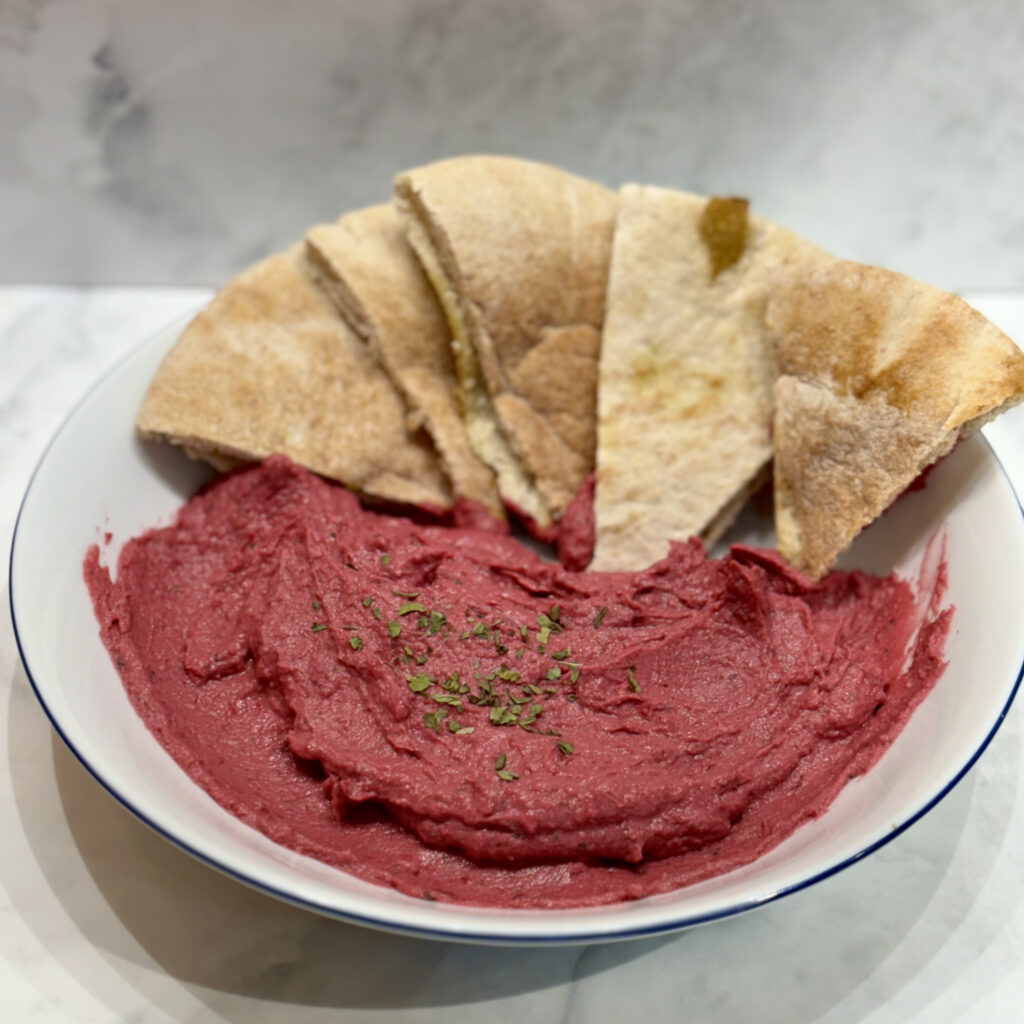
[9,323,1024,945]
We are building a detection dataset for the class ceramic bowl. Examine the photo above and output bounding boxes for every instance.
[10,315,1024,944]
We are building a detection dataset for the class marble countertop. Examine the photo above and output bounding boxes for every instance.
[3,287,1024,1023]
[4,1,1024,291]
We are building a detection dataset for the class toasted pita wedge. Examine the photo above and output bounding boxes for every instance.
[136,245,452,509]
[769,258,1024,578]
[591,185,824,571]
[394,155,618,528]
[305,204,503,519]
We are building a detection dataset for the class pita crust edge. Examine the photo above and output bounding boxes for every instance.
[393,165,552,528]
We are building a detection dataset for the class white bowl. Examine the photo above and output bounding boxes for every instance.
[10,315,1024,945]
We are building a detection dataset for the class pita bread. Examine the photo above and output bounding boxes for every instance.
[394,155,618,527]
[591,185,824,571]
[136,245,452,509]
[769,257,1024,578]
[305,205,503,519]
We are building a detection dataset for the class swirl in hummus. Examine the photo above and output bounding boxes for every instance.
[85,456,950,908]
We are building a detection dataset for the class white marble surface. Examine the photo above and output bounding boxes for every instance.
[3,0,1024,289]
[1,287,1024,1022]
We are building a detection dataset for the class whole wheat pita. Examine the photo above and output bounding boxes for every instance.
[768,257,1024,578]
[305,204,503,519]
[136,245,452,510]
[394,155,618,528]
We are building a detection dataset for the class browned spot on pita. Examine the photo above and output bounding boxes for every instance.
[698,197,750,280]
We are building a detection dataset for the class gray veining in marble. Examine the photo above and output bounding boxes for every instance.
[2,0,1024,288]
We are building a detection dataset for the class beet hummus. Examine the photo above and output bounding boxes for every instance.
[84,456,950,908]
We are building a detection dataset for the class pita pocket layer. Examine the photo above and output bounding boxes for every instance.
[305,204,503,519]
[136,245,452,510]
[769,257,1024,579]
[394,155,618,528]
[591,186,823,572]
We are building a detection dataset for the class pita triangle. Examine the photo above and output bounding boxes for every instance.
[394,155,618,528]
[769,258,1024,577]
[305,204,503,519]
[591,185,823,571]
[136,245,452,509]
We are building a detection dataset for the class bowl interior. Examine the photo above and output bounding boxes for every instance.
[11,316,1024,944]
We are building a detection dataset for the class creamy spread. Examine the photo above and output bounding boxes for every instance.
[85,456,950,908]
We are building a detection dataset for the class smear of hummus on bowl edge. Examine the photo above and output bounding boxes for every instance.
[84,456,950,909]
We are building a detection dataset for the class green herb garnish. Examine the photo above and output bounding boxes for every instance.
[493,755,521,781]
[397,602,427,616]
[432,693,462,709]
[557,741,574,756]
[423,710,445,732]
[311,622,327,633]
[627,666,640,693]
[387,620,401,638]
[489,705,520,726]
[536,610,562,634]
[407,674,432,693]
[519,702,543,726]
[545,666,561,681]
[349,635,363,651]
[593,606,608,628]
